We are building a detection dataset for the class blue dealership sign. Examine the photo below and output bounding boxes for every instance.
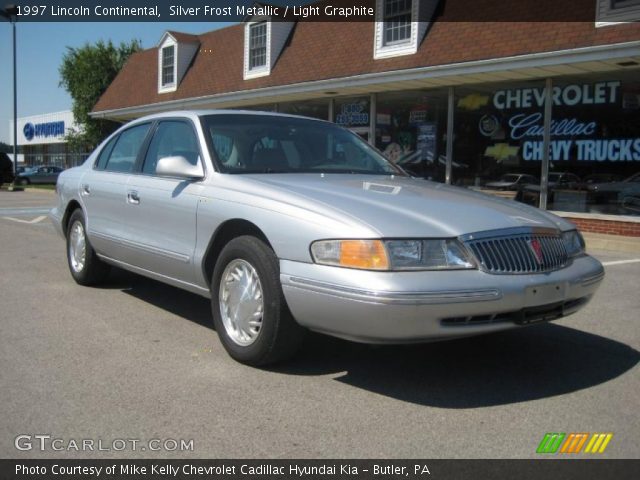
[23,121,65,141]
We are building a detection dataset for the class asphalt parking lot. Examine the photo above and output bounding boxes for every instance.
[1,189,638,459]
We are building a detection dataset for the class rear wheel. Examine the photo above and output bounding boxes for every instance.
[66,209,110,286]
[211,236,305,366]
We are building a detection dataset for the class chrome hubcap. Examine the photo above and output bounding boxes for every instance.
[69,220,87,273]
[219,259,264,346]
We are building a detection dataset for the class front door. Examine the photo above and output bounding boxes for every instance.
[121,120,203,284]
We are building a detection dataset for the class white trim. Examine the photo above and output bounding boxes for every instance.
[93,41,640,119]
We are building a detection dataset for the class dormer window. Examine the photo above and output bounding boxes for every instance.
[383,0,413,45]
[596,0,640,25]
[374,0,435,60]
[161,45,175,87]
[157,31,199,94]
[249,22,268,69]
[242,5,294,81]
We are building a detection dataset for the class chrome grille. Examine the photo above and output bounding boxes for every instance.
[463,229,569,274]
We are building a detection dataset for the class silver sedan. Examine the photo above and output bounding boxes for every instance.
[50,111,604,365]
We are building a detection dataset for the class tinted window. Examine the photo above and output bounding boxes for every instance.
[142,121,200,175]
[104,124,150,173]
[95,135,119,170]
[204,114,403,176]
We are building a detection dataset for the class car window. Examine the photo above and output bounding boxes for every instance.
[204,114,402,176]
[142,121,200,175]
[95,135,120,170]
[104,124,150,173]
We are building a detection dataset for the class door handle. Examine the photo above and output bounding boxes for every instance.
[127,191,140,205]
[81,184,91,196]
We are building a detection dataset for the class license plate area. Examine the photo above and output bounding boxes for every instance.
[525,282,567,306]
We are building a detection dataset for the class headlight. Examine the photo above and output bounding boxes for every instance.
[562,230,585,257]
[310,239,475,271]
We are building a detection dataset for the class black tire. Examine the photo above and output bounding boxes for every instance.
[66,209,110,286]
[211,235,305,366]
[18,177,29,186]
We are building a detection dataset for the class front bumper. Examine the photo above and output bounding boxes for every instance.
[280,255,604,343]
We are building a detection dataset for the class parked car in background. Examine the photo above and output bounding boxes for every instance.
[50,111,604,366]
[582,173,623,185]
[0,152,15,187]
[522,172,583,205]
[16,166,34,175]
[485,173,538,191]
[16,165,63,185]
[587,172,640,215]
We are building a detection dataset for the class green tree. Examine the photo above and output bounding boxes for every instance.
[59,39,141,151]
[0,141,10,153]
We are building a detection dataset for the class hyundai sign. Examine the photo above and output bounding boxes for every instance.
[23,121,65,141]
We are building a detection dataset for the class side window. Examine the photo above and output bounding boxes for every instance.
[95,135,119,170]
[143,121,200,175]
[104,123,150,173]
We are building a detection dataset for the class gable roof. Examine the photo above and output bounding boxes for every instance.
[165,31,200,44]
[93,0,640,116]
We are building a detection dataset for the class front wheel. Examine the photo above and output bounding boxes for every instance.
[211,236,305,366]
[66,209,110,286]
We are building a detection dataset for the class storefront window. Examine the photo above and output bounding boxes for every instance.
[545,71,640,216]
[452,80,545,197]
[333,96,371,141]
[239,104,278,112]
[375,89,448,181]
[279,99,329,120]
[452,72,640,216]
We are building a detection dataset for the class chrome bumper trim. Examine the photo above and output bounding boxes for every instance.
[285,276,502,305]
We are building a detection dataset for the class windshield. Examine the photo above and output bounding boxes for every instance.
[203,114,404,176]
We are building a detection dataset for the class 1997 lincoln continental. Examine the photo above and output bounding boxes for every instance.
[51,111,604,365]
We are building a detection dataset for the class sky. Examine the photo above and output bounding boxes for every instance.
[0,21,229,144]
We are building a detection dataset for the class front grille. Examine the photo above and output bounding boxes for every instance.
[464,229,569,274]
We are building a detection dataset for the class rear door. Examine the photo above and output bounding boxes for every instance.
[80,123,152,261]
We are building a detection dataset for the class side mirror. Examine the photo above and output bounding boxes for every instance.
[156,155,204,180]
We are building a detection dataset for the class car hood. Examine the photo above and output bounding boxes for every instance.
[238,174,572,237]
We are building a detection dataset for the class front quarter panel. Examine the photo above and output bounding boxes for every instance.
[193,181,379,287]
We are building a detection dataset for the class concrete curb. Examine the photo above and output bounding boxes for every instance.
[583,232,640,254]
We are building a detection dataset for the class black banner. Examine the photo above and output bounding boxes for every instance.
[3,460,640,480]
[0,0,610,23]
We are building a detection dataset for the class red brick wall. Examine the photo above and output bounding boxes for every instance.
[565,218,640,237]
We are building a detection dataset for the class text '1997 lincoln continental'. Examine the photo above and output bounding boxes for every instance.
[50,111,604,365]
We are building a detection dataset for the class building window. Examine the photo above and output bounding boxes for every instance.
[596,0,640,24]
[249,22,267,70]
[383,0,413,45]
[611,0,640,8]
[161,45,175,86]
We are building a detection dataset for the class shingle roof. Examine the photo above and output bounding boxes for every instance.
[92,0,640,114]
[166,31,200,44]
